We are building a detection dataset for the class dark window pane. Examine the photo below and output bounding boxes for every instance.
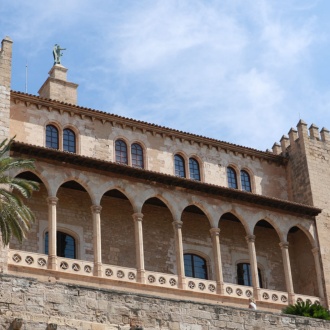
[184,254,207,279]
[131,143,144,168]
[189,158,200,181]
[45,231,76,259]
[241,170,251,192]
[63,128,76,153]
[237,263,263,288]
[46,125,59,149]
[227,167,238,189]
[115,140,128,165]
[175,155,185,177]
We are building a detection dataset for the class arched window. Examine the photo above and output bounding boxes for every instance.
[189,158,200,181]
[174,154,185,177]
[184,254,208,279]
[115,139,128,165]
[45,231,76,259]
[227,167,238,189]
[241,170,251,192]
[131,143,144,168]
[237,263,263,288]
[46,125,59,149]
[63,128,76,153]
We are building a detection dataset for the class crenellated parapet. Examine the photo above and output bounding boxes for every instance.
[271,119,330,155]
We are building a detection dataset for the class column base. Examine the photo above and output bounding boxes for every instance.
[288,292,295,305]
[178,275,186,290]
[216,281,224,295]
[253,287,261,301]
[93,262,102,277]
[48,255,57,270]
[137,269,146,284]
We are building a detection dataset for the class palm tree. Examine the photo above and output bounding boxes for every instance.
[0,137,39,245]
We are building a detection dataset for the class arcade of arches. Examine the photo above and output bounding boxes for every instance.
[10,169,323,305]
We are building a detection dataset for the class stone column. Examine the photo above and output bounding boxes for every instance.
[210,228,224,294]
[173,220,186,289]
[132,213,145,283]
[0,233,9,273]
[91,205,102,276]
[245,235,260,300]
[279,241,295,304]
[312,247,325,302]
[47,197,58,270]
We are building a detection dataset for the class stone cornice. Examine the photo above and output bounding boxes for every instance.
[11,91,288,166]
[11,141,320,217]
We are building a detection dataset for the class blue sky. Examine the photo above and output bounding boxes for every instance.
[1,0,330,151]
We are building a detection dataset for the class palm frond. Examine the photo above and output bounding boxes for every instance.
[0,137,39,245]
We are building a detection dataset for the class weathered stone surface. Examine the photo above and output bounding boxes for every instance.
[0,274,328,330]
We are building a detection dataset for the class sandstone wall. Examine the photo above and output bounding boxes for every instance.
[284,122,330,304]
[0,274,329,330]
[9,98,288,200]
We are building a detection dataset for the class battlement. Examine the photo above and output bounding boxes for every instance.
[0,36,13,89]
[272,120,330,155]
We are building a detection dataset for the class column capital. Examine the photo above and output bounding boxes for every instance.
[132,212,144,222]
[210,227,220,236]
[245,235,256,243]
[312,246,320,254]
[91,205,102,214]
[47,196,58,205]
[172,220,183,229]
[279,241,289,249]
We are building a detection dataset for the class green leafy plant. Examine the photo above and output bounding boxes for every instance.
[282,300,330,320]
[0,137,39,245]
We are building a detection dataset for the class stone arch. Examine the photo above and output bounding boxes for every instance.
[9,170,49,252]
[14,169,50,195]
[218,209,250,234]
[142,196,175,274]
[55,177,93,202]
[254,219,285,291]
[181,202,212,227]
[98,181,137,211]
[253,217,284,241]
[181,204,213,280]
[100,188,135,269]
[56,179,93,262]
[286,223,316,248]
[218,212,249,285]
[287,226,318,296]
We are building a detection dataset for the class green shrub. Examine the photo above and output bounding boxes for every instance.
[282,301,330,320]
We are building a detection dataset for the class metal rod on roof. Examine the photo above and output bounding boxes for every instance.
[25,61,28,93]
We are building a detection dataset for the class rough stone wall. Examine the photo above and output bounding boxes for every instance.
[0,37,12,140]
[9,183,48,252]
[141,203,175,274]
[254,225,286,292]
[282,122,330,304]
[100,195,136,268]
[288,229,318,296]
[0,274,329,330]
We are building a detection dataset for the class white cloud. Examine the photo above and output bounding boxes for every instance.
[1,0,329,150]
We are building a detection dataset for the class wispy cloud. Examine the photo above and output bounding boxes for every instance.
[1,0,329,150]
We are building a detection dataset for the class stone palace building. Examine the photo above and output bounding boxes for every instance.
[1,36,330,329]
